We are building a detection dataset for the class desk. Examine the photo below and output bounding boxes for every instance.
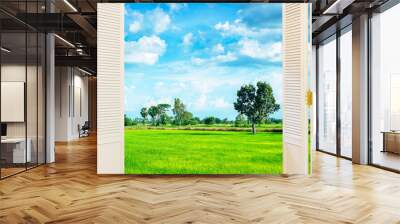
[1,138,31,163]
[382,131,400,154]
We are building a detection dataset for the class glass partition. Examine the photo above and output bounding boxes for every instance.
[370,4,400,171]
[0,2,46,179]
[1,31,28,177]
[317,36,337,155]
[339,27,352,158]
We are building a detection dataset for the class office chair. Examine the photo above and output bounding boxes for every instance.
[79,121,90,138]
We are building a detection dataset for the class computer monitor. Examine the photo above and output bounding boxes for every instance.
[1,123,7,137]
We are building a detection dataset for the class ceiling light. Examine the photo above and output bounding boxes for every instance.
[323,0,355,15]
[54,34,75,48]
[1,47,11,53]
[63,0,78,12]
[78,67,93,76]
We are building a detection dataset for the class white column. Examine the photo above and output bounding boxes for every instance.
[352,14,369,164]
[46,33,55,163]
[54,67,73,141]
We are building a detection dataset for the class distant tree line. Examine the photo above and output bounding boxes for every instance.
[125,112,281,127]
[125,81,280,134]
[125,97,243,127]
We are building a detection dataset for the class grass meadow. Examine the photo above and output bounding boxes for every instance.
[124,129,282,174]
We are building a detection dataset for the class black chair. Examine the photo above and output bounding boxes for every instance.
[79,121,90,138]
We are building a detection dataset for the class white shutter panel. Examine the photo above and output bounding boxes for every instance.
[282,4,310,175]
[97,4,124,174]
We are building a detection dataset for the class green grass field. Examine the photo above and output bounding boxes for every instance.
[125,129,282,174]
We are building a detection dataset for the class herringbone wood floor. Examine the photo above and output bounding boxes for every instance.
[1,135,400,224]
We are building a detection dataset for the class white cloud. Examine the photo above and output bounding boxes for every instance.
[182,32,193,49]
[195,94,208,109]
[124,84,136,110]
[239,39,281,61]
[212,43,225,54]
[125,35,167,65]
[125,60,282,116]
[167,3,187,12]
[129,22,141,34]
[126,8,171,34]
[144,97,173,108]
[148,8,171,34]
[128,11,144,33]
[154,81,166,92]
[215,19,280,38]
[214,52,236,63]
[192,51,236,65]
[211,98,231,109]
[191,57,205,65]
[125,84,136,91]
[153,64,246,96]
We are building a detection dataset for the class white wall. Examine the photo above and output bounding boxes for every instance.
[1,63,47,164]
[1,65,36,138]
[55,67,89,141]
[72,73,89,138]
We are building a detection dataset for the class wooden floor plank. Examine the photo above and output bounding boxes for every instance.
[0,135,400,223]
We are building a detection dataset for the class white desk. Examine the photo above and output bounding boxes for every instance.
[1,138,31,163]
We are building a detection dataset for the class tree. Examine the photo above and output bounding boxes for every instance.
[181,111,193,125]
[140,107,148,124]
[193,117,201,124]
[172,98,186,126]
[157,104,170,114]
[203,116,216,125]
[188,118,200,125]
[147,104,171,126]
[234,81,280,134]
[148,106,159,125]
[124,114,134,126]
[159,114,170,125]
[234,114,247,127]
[156,104,171,126]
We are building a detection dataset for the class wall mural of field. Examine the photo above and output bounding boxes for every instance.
[124,3,283,174]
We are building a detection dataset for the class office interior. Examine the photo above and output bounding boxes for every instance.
[1,0,400,179]
[0,0,97,179]
[314,1,400,172]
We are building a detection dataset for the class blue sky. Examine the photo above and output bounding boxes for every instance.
[124,3,282,120]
